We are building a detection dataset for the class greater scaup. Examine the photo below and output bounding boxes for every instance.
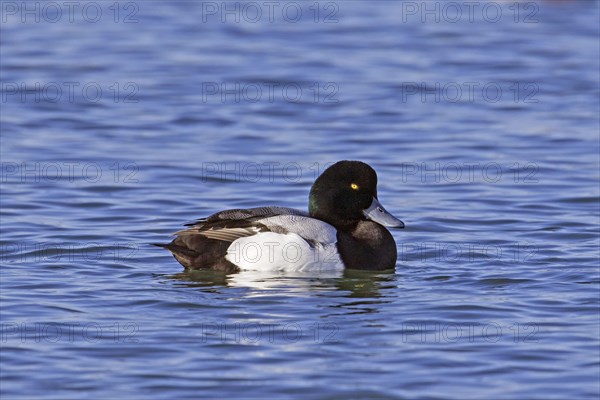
[157,160,404,272]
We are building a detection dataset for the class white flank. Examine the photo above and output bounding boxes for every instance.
[225,232,344,272]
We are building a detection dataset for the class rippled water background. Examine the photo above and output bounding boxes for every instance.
[1,1,599,399]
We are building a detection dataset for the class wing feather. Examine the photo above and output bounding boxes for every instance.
[173,226,262,241]
[173,206,323,245]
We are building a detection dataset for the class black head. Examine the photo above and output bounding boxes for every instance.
[309,160,404,229]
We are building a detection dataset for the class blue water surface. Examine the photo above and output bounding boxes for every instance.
[1,1,599,399]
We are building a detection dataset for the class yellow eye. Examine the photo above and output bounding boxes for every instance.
[350,183,359,190]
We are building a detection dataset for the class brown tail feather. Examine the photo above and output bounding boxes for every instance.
[154,239,238,272]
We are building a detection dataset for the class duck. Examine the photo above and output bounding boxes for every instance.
[156,160,405,272]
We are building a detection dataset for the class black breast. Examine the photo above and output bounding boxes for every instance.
[336,221,397,270]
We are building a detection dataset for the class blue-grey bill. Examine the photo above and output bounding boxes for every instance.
[362,197,405,228]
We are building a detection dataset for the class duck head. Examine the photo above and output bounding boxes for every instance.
[309,160,405,230]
